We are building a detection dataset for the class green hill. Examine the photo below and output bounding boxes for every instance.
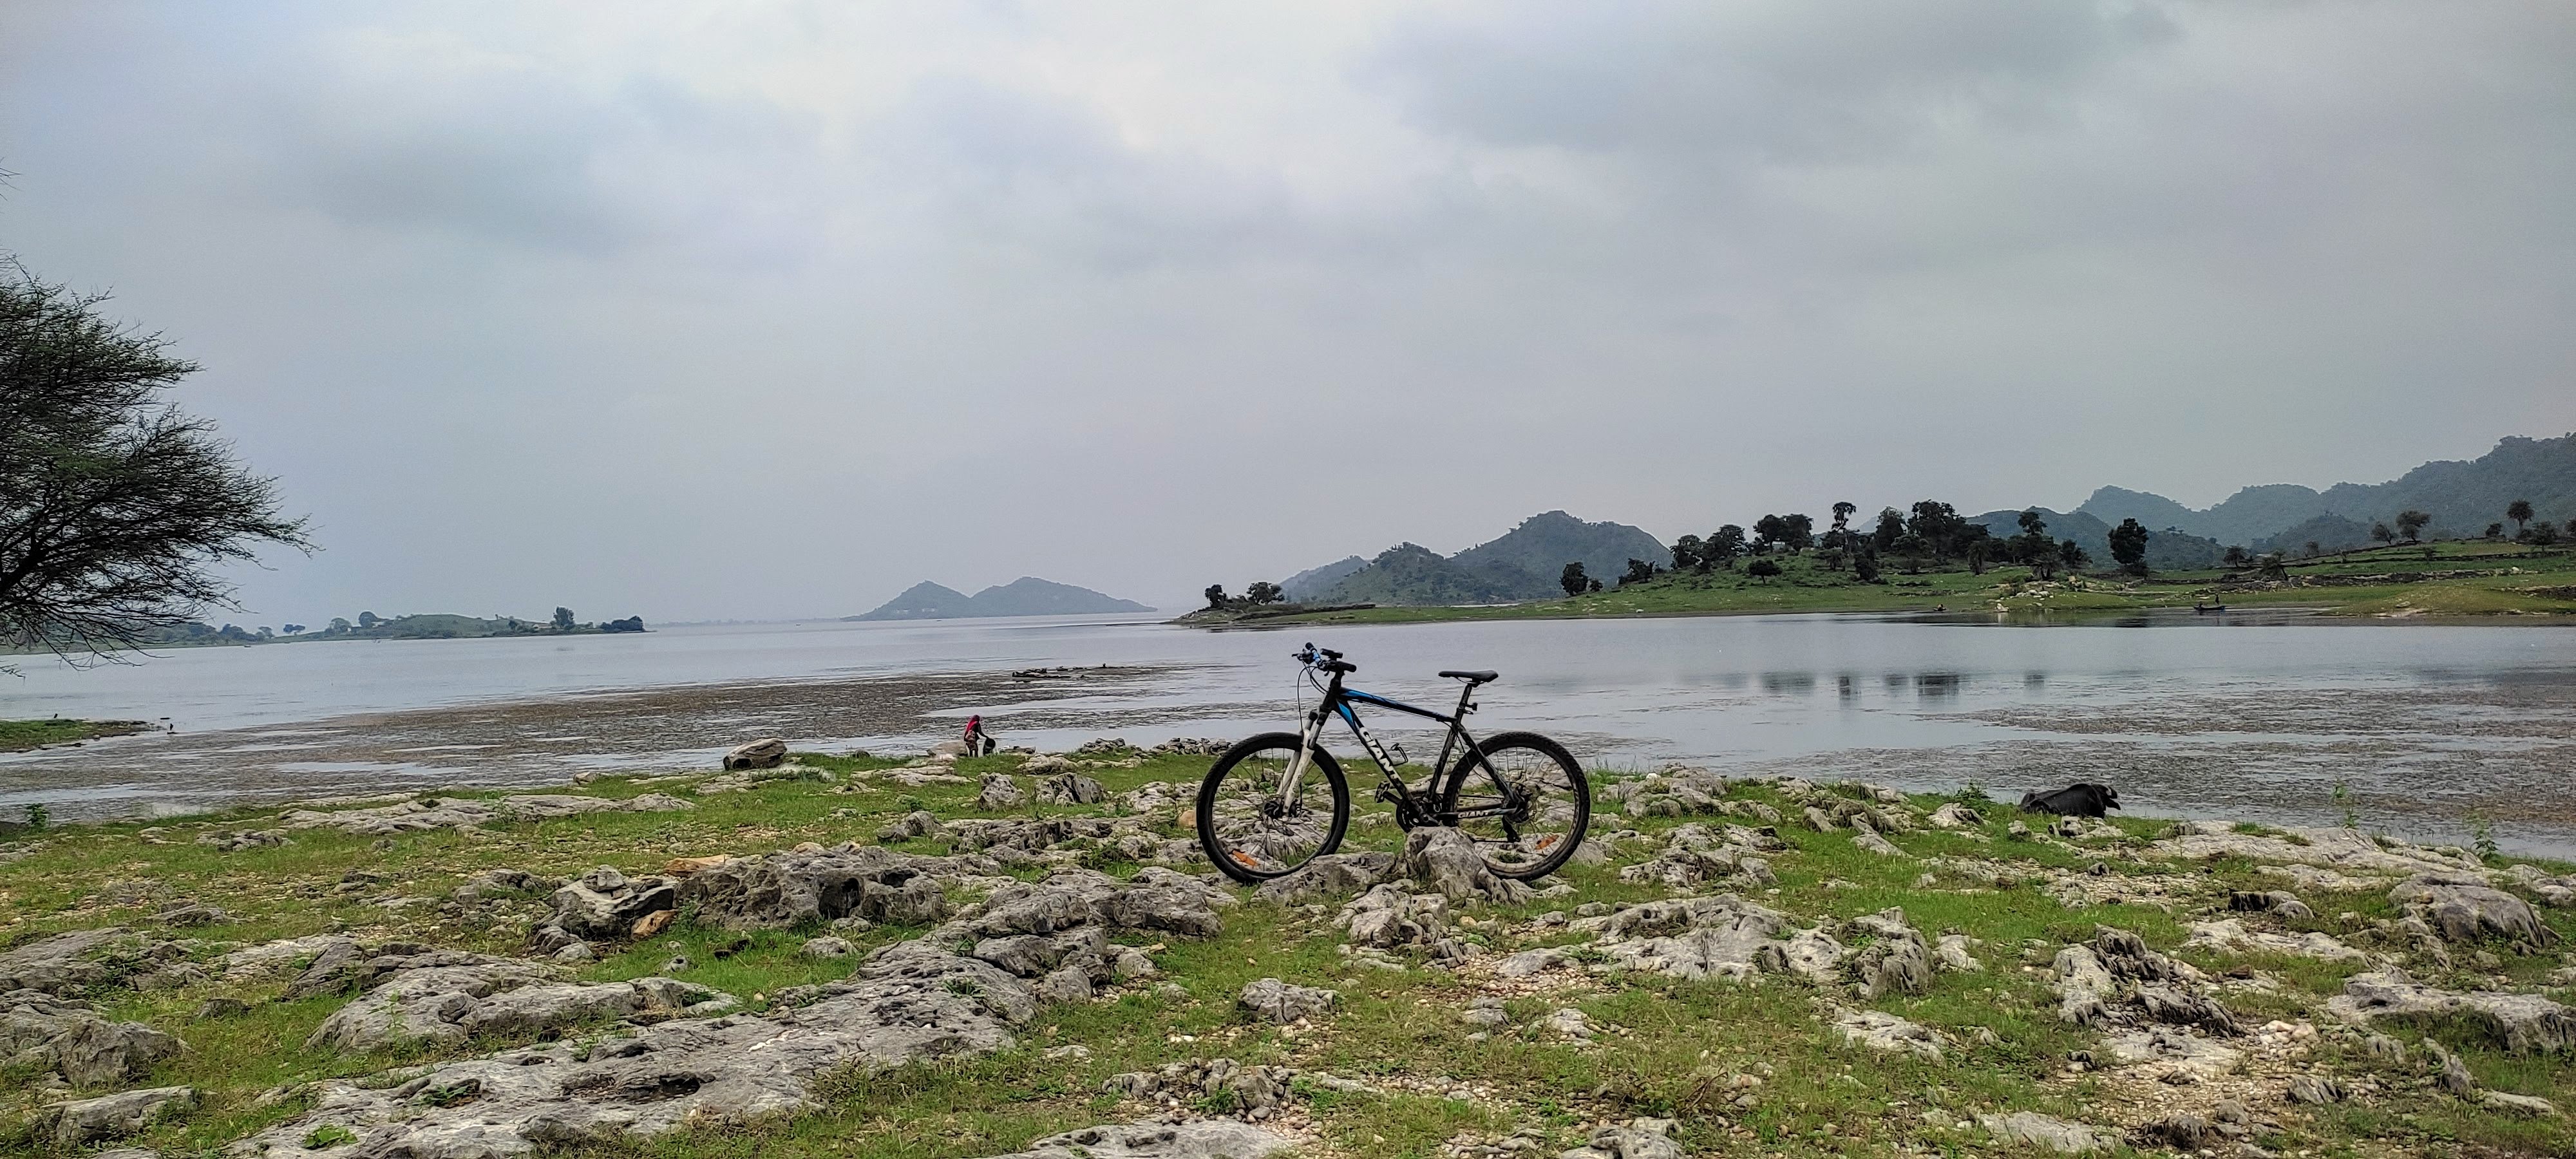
[1311,511,1668,606]
[2078,431,2576,546]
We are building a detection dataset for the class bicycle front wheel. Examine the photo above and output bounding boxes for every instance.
[1196,732,1350,883]
[1439,731,1590,880]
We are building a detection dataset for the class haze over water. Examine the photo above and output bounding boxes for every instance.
[6,616,2569,853]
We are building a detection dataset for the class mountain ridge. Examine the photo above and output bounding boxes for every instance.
[850,576,1152,621]
[1305,511,1669,607]
[2076,433,2576,547]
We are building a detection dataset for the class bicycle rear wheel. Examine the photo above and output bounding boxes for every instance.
[1196,732,1350,883]
[1438,731,1590,880]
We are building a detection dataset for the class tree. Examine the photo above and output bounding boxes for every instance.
[2369,522,2394,546]
[1707,525,1747,569]
[1559,562,1589,598]
[2486,523,2505,540]
[1964,536,1990,576]
[2394,510,2430,543]
[1831,501,1857,532]
[2107,518,2150,576]
[1245,581,1283,605]
[281,623,304,635]
[1204,584,1227,609]
[1587,578,1603,593]
[1752,514,1786,553]
[552,606,576,630]
[1852,547,1882,583]
[2057,538,2088,574]
[1871,508,1905,553]
[2534,521,2561,547]
[1620,558,1656,586]
[1747,558,1781,578]
[2303,541,2320,558]
[2011,509,2054,570]
[1670,534,1703,572]
[328,617,351,632]
[357,611,381,629]
[2509,498,2534,538]
[0,264,309,661]
[1781,513,1814,554]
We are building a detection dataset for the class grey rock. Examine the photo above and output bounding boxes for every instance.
[455,868,552,900]
[1036,773,1107,806]
[802,937,855,959]
[305,958,734,1051]
[2485,1091,2559,1117]
[876,810,947,844]
[1845,908,1933,999]
[2389,873,2550,944]
[1979,1111,2110,1153]
[1251,853,1394,905]
[0,990,182,1086]
[546,872,679,940]
[0,927,135,996]
[1562,1118,1683,1159]
[1036,965,1097,1003]
[2327,970,2576,1053]
[276,793,691,836]
[2285,1073,2345,1104]
[1238,978,1335,1024]
[949,867,1231,941]
[37,1085,194,1147]
[977,1120,1295,1158]
[1833,1009,1944,1060]
[678,846,955,930]
[1498,947,1575,979]
[978,773,1028,810]
[1337,884,1450,950]
[1397,827,1531,905]
[237,941,1038,1156]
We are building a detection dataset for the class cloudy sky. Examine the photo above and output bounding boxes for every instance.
[4,1,2571,622]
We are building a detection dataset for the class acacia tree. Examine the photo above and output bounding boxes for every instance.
[2394,510,2430,543]
[1781,513,1814,554]
[2508,499,2533,538]
[1204,584,1227,609]
[1707,525,1747,569]
[1559,562,1589,598]
[1670,534,1703,572]
[1245,581,1283,604]
[1,265,308,661]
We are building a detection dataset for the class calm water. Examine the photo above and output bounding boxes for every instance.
[3,614,2571,851]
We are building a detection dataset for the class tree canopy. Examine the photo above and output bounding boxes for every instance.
[1,263,308,661]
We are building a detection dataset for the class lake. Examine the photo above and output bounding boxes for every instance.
[3,613,2570,853]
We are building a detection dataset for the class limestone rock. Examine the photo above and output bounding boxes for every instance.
[947,867,1231,941]
[37,1085,194,1147]
[2485,1091,2559,1117]
[2181,919,2366,963]
[2389,873,2550,944]
[546,868,679,940]
[1238,978,1335,1024]
[978,1120,1296,1158]
[1979,1111,2109,1154]
[1834,1008,1945,1060]
[1251,853,1394,904]
[0,989,182,1086]
[1558,1118,1683,1159]
[1928,802,1984,829]
[877,810,948,844]
[679,845,958,930]
[1845,909,1933,999]
[1336,884,1450,950]
[2326,970,2576,1053]
[0,927,136,996]
[721,738,788,770]
[978,773,1028,810]
[802,938,855,959]
[1935,933,1982,972]
[1036,773,1107,806]
[238,942,1037,1156]
[305,957,734,1051]
[276,793,690,836]
[1398,827,1531,905]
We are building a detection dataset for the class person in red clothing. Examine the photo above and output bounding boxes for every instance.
[962,713,996,757]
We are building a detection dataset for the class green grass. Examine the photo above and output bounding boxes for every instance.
[1232,539,2576,627]
[0,718,150,753]
[6,752,2576,1157]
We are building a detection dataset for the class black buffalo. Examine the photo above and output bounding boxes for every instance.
[2020,783,2121,817]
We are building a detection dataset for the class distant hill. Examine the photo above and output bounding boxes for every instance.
[849,577,1152,621]
[1307,511,1668,607]
[2253,513,2377,556]
[2077,432,2576,547]
[1280,556,1367,602]
[1970,508,2226,571]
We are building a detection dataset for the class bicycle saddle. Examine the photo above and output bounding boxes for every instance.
[1439,669,1498,683]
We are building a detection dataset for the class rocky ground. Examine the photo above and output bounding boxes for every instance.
[4,739,2575,1158]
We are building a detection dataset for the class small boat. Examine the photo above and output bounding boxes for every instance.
[2193,602,2227,614]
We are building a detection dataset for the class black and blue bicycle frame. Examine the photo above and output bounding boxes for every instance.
[1283,663,1493,827]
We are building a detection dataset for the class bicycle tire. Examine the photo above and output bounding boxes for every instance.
[1197,732,1351,883]
[1437,731,1590,880]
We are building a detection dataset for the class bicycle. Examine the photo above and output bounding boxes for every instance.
[1196,643,1591,885]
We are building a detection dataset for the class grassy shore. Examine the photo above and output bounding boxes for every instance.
[1200,540,2576,627]
[6,747,2576,1157]
[0,719,151,753]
